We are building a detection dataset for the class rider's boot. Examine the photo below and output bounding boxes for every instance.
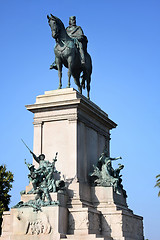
[50,61,58,70]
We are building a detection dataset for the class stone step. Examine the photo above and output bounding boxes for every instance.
[63,234,105,239]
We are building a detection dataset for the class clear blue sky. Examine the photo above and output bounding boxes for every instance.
[1,1,160,239]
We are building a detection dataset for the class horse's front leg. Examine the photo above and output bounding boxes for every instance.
[67,57,72,88]
[57,62,62,89]
[67,70,71,88]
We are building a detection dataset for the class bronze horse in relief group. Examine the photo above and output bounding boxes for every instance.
[47,15,92,99]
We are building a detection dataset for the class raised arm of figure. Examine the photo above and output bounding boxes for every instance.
[30,152,39,163]
[110,156,122,161]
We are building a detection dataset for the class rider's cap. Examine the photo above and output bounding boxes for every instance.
[39,154,45,159]
[69,16,76,20]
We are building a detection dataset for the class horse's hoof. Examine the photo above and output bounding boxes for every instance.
[66,85,70,88]
[78,87,82,94]
[58,85,62,89]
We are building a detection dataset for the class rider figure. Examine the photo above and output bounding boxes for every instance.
[66,16,87,66]
[50,16,88,70]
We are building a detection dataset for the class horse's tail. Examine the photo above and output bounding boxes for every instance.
[86,52,92,75]
[81,52,92,81]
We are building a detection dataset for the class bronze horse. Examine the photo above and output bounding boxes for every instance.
[47,15,92,99]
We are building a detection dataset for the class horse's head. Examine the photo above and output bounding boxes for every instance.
[47,14,66,39]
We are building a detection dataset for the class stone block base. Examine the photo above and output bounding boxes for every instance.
[1,185,144,240]
[68,207,101,235]
[21,191,68,207]
[91,187,144,240]
[65,234,106,239]
[1,206,68,240]
[91,186,128,209]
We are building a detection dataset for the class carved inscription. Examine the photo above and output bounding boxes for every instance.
[26,219,51,235]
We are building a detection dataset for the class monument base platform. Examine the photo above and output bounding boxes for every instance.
[1,89,144,240]
[1,185,144,240]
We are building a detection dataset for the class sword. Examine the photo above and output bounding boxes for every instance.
[21,139,32,153]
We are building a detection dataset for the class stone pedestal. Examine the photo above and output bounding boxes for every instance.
[1,192,68,240]
[1,207,67,240]
[91,186,128,209]
[1,88,144,240]
[21,191,68,208]
[1,212,11,240]
[91,187,144,240]
[26,88,116,182]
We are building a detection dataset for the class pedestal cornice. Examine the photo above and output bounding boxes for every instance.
[25,88,117,130]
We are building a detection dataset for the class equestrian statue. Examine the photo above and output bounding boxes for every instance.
[47,15,92,99]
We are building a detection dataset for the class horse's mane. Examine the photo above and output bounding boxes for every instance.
[50,14,66,32]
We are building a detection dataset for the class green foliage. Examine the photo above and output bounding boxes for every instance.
[0,165,14,235]
[155,174,160,197]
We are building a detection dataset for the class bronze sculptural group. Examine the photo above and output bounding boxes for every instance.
[90,147,126,197]
[25,152,64,196]
[47,15,92,99]
[13,141,65,210]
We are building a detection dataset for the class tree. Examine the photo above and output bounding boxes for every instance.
[155,174,160,197]
[0,165,14,235]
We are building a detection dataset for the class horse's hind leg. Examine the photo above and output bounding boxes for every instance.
[87,76,91,100]
[73,76,82,94]
[67,57,72,88]
[79,84,82,94]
